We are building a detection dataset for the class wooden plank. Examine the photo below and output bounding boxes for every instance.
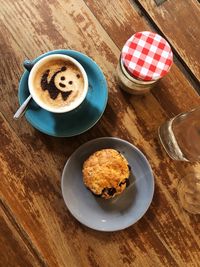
[84,0,200,117]
[0,201,45,267]
[0,0,200,267]
[1,103,200,266]
[1,107,200,266]
[136,0,200,82]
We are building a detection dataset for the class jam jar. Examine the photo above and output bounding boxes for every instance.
[116,31,173,94]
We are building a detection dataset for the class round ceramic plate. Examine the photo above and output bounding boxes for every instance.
[61,137,154,231]
[18,50,108,137]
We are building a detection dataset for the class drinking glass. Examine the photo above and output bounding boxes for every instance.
[177,172,200,214]
[158,107,200,162]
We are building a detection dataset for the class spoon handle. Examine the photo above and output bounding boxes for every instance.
[13,95,32,120]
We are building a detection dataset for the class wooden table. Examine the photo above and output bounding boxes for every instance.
[1,1,200,266]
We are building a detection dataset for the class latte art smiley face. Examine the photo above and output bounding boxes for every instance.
[34,59,85,108]
[57,72,81,90]
[53,67,81,95]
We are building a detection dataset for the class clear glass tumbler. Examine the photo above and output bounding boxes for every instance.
[158,107,200,162]
[177,172,200,214]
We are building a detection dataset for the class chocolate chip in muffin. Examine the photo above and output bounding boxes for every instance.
[125,178,130,187]
[119,178,130,187]
[102,187,117,196]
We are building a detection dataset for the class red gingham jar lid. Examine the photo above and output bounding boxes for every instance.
[121,31,173,81]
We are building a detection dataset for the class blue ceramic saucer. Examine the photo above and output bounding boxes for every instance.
[61,137,155,231]
[18,50,108,137]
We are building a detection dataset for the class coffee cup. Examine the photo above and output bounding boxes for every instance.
[26,54,88,113]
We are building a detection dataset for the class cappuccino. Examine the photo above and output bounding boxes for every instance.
[33,59,85,109]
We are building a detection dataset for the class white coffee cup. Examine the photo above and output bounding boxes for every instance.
[28,54,88,113]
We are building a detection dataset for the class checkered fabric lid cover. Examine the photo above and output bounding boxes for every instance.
[121,31,173,81]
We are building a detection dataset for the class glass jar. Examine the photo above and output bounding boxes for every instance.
[116,31,173,95]
[177,172,200,214]
[159,107,200,162]
[116,56,156,94]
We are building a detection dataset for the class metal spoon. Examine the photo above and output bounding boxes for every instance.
[13,60,34,120]
[13,95,32,120]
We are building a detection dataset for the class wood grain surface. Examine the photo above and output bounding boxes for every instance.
[136,0,200,82]
[0,1,200,266]
[0,200,44,267]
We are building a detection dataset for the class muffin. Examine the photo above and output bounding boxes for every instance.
[82,149,131,199]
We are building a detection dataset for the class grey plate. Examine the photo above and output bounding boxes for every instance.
[61,137,154,231]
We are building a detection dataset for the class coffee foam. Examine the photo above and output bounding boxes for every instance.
[34,59,84,108]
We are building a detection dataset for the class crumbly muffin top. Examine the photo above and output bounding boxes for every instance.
[82,149,130,199]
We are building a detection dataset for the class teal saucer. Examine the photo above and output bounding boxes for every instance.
[18,50,108,137]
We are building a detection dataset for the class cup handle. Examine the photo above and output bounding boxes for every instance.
[23,60,34,71]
